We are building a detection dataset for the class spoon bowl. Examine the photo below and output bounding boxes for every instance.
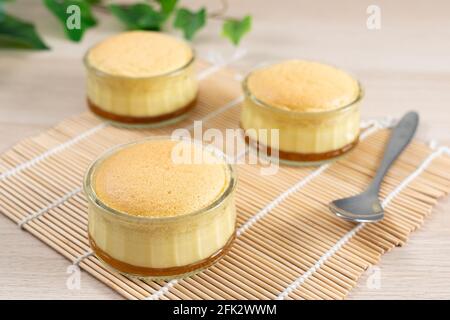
[329,191,383,223]
[328,111,419,223]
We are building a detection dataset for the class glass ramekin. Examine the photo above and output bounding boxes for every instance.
[83,48,198,128]
[83,137,237,279]
[240,72,363,166]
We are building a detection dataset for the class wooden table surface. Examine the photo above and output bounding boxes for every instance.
[1,0,449,299]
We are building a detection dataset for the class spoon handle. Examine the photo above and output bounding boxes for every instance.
[369,111,419,192]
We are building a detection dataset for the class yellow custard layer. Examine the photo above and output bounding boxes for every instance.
[86,139,236,273]
[241,60,362,160]
[85,32,198,122]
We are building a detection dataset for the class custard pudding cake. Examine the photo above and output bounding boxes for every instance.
[84,138,236,278]
[240,60,363,164]
[84,31,198,126]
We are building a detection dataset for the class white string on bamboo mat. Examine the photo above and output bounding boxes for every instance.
[276,145,450,300]
[147,279,178,300]
[0,54,245,184]
[18,186,82,228]
[184,96,244,131]
[198,48,247,80]
[0,124,107,182]
[382,145,450,206]
[146,118,395,300]
[73,249,94,266]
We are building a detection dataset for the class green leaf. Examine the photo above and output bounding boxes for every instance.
[109,3,166,31]
[0,0,15,11]
[157,0,178,15]
[43,0,97,42]
[0,12,49,49]
[173,7,206,40]
[222,15,251,45]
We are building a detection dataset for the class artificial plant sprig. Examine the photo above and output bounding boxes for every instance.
[0,0,252,50]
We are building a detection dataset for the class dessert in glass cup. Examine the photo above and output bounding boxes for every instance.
[240,60,363,165]
[84,31,198,127]
[84,137,236,279]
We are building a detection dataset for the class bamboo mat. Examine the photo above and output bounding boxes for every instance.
[1,61,450,300]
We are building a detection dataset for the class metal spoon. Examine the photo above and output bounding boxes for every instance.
[329,111,419,222]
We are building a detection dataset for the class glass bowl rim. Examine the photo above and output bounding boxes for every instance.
[242,60,364,118]
[83,136,237,223]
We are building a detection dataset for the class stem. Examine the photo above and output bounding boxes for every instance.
[93,0,237,21]
[92,3,109,13]
[208,0,233,20]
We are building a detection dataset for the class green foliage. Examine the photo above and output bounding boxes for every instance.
[0,12,49,49]
[0,0,251,50]
[108,3,165,31]
[43,0,97,42]
[157,0,178,15]
[222,15,251,45]
[173,7,206,40]
[0,0,15,6]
